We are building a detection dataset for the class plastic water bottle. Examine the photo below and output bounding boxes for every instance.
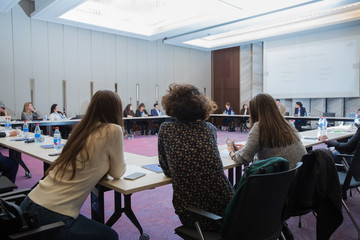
[354,114,360,127]
[321,117,328,135]
[23,121,29,138]
[4,117,9,130]
[34,124,41,144]
[53,127,62,152]
[8,117,12,131]
[290,119,295,128]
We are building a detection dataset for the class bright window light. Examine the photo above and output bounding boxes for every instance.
[59,0,313,37]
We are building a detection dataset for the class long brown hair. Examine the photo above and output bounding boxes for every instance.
[22,102,32,113]
[46,90,124,180]
[249,93,298,148]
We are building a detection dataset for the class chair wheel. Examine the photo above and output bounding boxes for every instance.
[139,233,150,240]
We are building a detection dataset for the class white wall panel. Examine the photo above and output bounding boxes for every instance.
[77,28,91,114]
[115,35,129,106]
[104,34,116,92]
[63,25,78,117]
[0,5,211,118]
[0,10,15,116]
[47,22,63,116]
[12,6,31,118]
[91,31,105,91]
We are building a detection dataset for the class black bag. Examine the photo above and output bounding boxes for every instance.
[228,125,236,132]
[0,198,39,237]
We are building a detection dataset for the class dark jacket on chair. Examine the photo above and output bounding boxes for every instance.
[295,149,343,240]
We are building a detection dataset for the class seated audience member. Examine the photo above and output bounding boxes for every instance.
[150,103,163,135]
[0,105,8,116]
[49,104,67,120]
[135,103,149,135]
[294,101,306,132]
[239,104,249,115]
[222,102,235,130]
[276,99,286,116]
[20,90,125,240]
[319,125,360,164]
[21,102,40,121]
[239,104,249,132]
[123,104,135,135]
[0,130,19,183]
[158,83,234,231]
[49,104,72,139]
[228,93,306,169]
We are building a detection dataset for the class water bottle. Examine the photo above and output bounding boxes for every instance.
[23,121,29,138]
[321,117,328,135]
[4,117,9,130]
[8,117,12,130]
[290,119,295,128]
[53,127,62,152]
[34,124,41,144]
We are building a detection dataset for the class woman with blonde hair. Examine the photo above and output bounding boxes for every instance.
[158,83,234,231]
[228,93,306,169]
[21,102,40,120]
[20,90,126,240]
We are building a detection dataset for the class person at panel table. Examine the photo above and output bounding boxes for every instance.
[49,104,67,121]
[0,105,8,116]
[158,83,234,231]
[239,104,249,132]
[135,103,149,135]
[123,104,135,135]
[150,103,163,135]
[49,104,72,139]
[0,130,19,183]
[21,102,40,121]
[228,93,306,170]
[20,90,125,240]
[294,101,306,132]
[276,99,286,116]
[222,102,235,130]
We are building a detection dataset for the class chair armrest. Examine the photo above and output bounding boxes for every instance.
[2,194,26,205]
[0,188,31,198]
[8,221,65,239]
[336,154,354,158]
[186,206,223,221]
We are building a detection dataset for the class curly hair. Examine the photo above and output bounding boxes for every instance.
[162,83,217,122]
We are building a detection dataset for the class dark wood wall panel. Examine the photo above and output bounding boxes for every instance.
[212,47,240,114]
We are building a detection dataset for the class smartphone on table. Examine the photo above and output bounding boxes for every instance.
[124,172,146,180]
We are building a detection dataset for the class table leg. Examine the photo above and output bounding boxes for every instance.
[9,149,31,175]
[91,185,105,223]
[228,168,234,185]
[123,194,144,235]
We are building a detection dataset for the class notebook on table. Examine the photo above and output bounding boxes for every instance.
[141,164,163,173]
[40,144,65,149]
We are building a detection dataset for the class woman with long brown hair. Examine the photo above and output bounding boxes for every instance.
[20,90,126,240]
[228,93,306,169]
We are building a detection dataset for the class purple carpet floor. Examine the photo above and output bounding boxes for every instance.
[3,130,359,240]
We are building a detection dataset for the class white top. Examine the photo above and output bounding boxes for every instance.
[49,112,66,121]
[29,124,126,219]
[233,122,306,169]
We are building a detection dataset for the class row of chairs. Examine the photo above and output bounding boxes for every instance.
[175,144,360,240]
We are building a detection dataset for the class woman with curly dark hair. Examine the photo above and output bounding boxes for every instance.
[158,83,234,231]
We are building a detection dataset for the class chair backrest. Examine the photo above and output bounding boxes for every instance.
[349,141,360,182]
[225,162,302,240]
[286,154,316,218]
[323,112,335,117]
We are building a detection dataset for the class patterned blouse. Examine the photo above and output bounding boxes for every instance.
[158,121,234,231]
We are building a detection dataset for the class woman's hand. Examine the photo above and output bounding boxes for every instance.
[236,144,244,150]
[227,140,236,152]
[318,135,328,142]
[9,130,17,137]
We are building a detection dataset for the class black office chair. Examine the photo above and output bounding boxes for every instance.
[0,191,64,240]
[285,149,343,239]
[323,112,336,127]
[336,141,360,239]
[174,162,302,240]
